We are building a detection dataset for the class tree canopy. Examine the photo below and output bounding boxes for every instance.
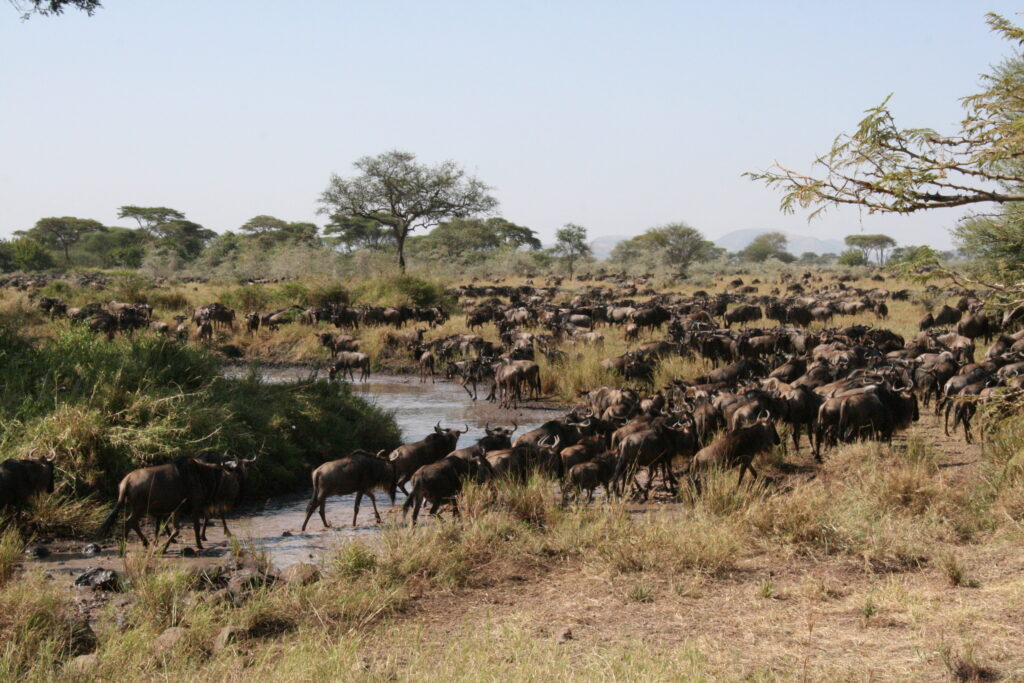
[748,14,1024,218]
[239,215,320,246]
[844,233,896,265]
[11,0,100,19]
[18,216,105,265]
[407,217,540,263]
[610,222,719,277]
[748,13,1024,305]
[554,223,591,280]
[116,206,213,261]
[318,150,499,271]
[737,232,794,263]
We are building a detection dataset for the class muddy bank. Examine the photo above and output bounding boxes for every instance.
[26,370,565,577]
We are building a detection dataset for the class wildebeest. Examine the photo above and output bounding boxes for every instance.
[563,454,616,504]
[301,449,396,530]
[196,455,254,540]
[328,351,371,382]
[402,451,493,524]
[0,455,55,508]
[689,416,780,492]
[98,457,229,550]
[389,423,467,494]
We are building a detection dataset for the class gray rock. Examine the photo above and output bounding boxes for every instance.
[74,567,121,592]
[280,562,320,586]
[212,625,246,652]
[153,626,188,652]
[26,544,50,558]
[82,543,102,556]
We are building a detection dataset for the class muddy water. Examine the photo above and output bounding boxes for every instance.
[31,371,562,576]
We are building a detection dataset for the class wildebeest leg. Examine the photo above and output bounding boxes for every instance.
[127,512,150,546]
[367,492,382,523]
[409,495,423,524]
[220,513,231,537]
[301,492,321,531]
[586,487,594,504]
[352,492,362,527]
[192,513,204,550]
[428,500,441,516]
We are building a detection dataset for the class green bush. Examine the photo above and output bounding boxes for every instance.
[0,322,401,499]
[224,285,272,312]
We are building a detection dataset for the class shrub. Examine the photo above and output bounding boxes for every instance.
[224,285,271,312]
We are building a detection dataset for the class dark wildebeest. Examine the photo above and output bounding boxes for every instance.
[563,454,616,504]
[197,455,255,540]
[402,451,493,524]
[689,416,780,493]
[614,418,698,500]
[389,423,467,495]
[301,449,396,530]
[98,457,227,550]
[724,304,763,328]
[0,455,55,508]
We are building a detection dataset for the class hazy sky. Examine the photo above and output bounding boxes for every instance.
[1,1,1019,249]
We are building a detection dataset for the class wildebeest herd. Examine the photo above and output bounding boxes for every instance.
[8,269,1024,550]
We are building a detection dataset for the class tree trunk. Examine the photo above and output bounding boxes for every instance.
[63,242,71,266]
[396,229,407,272]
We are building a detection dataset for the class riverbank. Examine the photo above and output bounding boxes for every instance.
[5,412,1024,679]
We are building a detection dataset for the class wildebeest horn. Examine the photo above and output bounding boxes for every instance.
[510,421,518,434]
[484,422,492,434]
[435,421,443,432]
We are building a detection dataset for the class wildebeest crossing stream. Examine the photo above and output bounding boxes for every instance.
[28,369,558,575]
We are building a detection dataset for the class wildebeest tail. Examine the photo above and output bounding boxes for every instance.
[98,498,125,537]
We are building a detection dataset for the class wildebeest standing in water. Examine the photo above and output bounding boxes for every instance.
[0,454,55,508]
[301,449,396,530]
[99,457,229,550]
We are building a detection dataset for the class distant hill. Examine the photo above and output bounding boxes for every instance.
[713,229,845,256]
[589,235,631,260]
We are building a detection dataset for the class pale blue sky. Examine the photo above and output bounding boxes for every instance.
[1,1,1018,249]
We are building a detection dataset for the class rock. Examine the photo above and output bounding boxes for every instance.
[280,562,320,586]
[26,544,50,559]
[281,530,292,537]
[555,627,574,644]
[212,625,246,652]
[153,626,187,653]
[74,567,121,592]
[82,543,102,556]
[181,546,197,558]
[226,568,276,599]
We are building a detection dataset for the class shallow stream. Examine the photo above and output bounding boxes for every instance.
[30,370,559,575]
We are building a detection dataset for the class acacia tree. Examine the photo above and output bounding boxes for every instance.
[747,13,1024,303]
[239,215,319,246]
[747,13,1024,216]
[737,232,794,263]
[318,150,498,271]
[10,0,100,18]
[117,206,185,235]
[844,233,896,264]
[19,216,104,265]
[611,222,718,277]
[554,223,592,280]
